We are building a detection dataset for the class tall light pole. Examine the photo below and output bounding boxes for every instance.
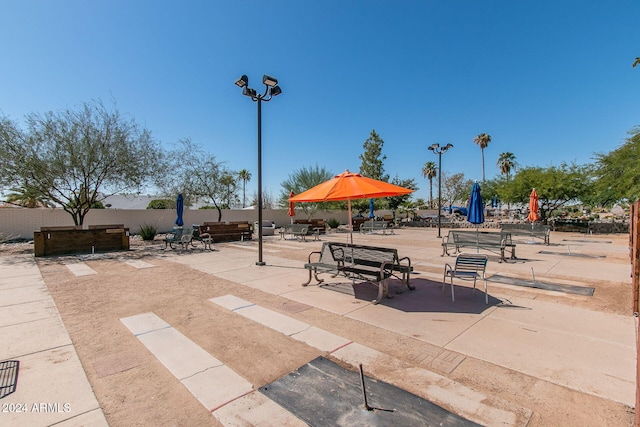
[235,74,282,266]
[428,143,453,238]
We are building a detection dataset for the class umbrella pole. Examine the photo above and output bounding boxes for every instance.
[348,199,353,245]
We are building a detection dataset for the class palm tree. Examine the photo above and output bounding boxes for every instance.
[473,133,492,181]
[633,57,640,68]
[497,152,517,180]
[5,186,54,208]
[238,169,251,208]
[421,161,437,208]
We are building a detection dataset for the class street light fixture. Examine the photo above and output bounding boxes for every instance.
[427,143,453,238]
[235,74,282,266]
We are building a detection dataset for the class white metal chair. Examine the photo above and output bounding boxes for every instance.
[443,253,488,303]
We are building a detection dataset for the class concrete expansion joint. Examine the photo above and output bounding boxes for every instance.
[134,325,172,337]
[232,303,256,311]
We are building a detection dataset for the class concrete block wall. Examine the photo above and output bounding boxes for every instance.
[1,208,389,241]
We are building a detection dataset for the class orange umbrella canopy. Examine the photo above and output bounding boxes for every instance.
[528,188,540,222]
[289,170,413,203]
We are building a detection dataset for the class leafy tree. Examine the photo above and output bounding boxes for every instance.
[238,169,251,208]
[387,176,418,217]
[441,172,473,209]
[421,161,437,208]
[591,127,640,205]
[505,164,592,221]
[147,199,176,209]
[473,133,492,181]
[279,165,335,217]
[359,129,388,181]
[0,101,163,225]
[158,138,234,222]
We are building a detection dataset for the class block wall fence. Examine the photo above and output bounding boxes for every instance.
[0,208,405,241]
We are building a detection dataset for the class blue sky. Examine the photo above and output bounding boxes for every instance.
[2,1,639,202]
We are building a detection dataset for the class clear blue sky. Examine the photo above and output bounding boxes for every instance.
[2,1,639,202]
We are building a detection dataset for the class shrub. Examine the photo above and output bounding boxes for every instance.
[147,199,175,209]
[138,224,157,241]
[326,218,341,229]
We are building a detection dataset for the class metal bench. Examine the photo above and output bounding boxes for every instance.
[359,220,394,234]
[442,230,516,263]
[443,253,489,303]
[280,223,317,241]
[163,227,194,250]
[500,223,550,245]
[302,242,413,304]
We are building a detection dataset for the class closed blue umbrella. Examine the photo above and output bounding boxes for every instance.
[176,193,184,227]
[466,182,484,252]
[369,198,375,219]
[467,182,484,225]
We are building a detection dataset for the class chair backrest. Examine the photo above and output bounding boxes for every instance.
[455,254,488,272]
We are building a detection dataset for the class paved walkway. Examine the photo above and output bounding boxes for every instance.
[0,228,636,426]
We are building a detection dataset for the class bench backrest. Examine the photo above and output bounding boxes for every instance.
[454,254,488,273]
[501,223,549,232]
[286,224,308,233]
[452,231,511,245]
[327,242,397,266]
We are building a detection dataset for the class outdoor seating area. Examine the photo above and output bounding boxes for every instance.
[4,222,636,426]
[441,229,516,263]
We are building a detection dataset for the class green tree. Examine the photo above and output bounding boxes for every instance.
[506,164,592,221]
[387,176,418,217]
[497,152,517,180]
[279,165,335,218]
[591,127,640,205]
[473,133,492,181]
[0,101,163,225]
[219,173,238,208]
[238,169,252,208]
[359,129,388,181]
[159,138,233,222]
[421,161,437,208]
[441,172,473,209]
[4,186,55,208]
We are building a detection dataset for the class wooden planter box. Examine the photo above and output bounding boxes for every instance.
[34,225,130,257]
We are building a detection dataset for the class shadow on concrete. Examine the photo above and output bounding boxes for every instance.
[321,278,499,314]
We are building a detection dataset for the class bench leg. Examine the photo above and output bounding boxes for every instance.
[373,279,391,305]
[302,268,325,287]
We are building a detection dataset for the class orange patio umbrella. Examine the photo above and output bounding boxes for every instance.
[288,170,414,243]
[528,188,540,222]
[287,190,296,224]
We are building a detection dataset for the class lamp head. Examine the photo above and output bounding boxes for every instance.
[270,86,282,97]
[445,143,454,149]
[235,75,248,88]
[263,75,278,87]
[242,87,257,98]
[428,143,439,151]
